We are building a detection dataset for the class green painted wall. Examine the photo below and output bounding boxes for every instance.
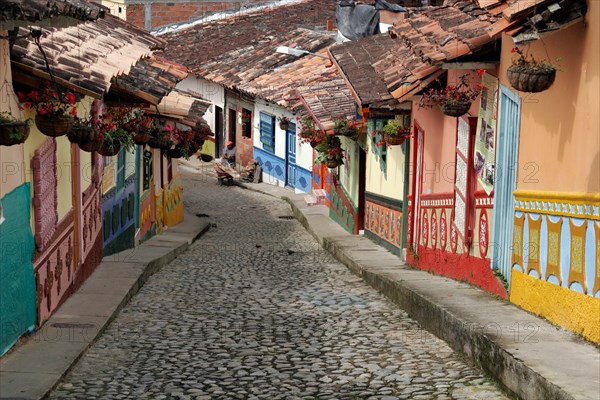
[0,184,36,356]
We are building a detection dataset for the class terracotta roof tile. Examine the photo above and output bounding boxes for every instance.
[161,0,337,73]
[11,13,166,98]
[0,0,104,26]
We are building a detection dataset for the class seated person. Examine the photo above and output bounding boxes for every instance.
[222,141,236,166]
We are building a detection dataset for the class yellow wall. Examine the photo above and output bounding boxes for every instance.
[22,111,73,221]
[499,7,599,193]
[511,270,600,344]
[0,35,25,198]
[101,0,127,21]
[366,134,407,200]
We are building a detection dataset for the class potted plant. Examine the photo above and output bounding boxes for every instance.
[382,120,410,146]
[507,47,557,93]
[315,135,344,168]
[298,117,325,148]
[419,73,483,117]
[0,111,30,146]
[278,116,291,131]
[67,118,102,152]
[148,120,175,150]
[333,116,359,138]
[241,111,251,125]
[18,86,77,137]
[95,115,134,157]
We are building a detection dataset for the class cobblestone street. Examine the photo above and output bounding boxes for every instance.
[47,166,510,400]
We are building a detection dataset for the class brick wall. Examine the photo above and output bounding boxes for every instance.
[126,1,265,30]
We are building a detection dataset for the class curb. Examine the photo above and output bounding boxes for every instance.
[0,217,210,400]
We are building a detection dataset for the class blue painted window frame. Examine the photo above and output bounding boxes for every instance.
[260,112,275,153]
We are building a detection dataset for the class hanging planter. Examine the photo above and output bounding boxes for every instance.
[97,142,121,157]
[167,147,184,158]
[506,47,557,93]
[326,159,342,169]
[507,67,555,93]
[200,153,214,162]
[438,100,472,117]
[78,140,101,153]
[0,122,30,146]
[278,116,291,131]
[333,117,359,138]
[418,72,484,118]
[382,120,410,146]
[18,86,78,137]
[35,115,73,137]
[134,131,152,145]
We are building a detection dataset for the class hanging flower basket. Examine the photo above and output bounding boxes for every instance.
[506,65,556,93]
[200,153,214,162]
[134,131,152,145]
[333,117,359,138]
[0,122,30,146]
[279,121,290,131]
[326,159,341,169]
[438,100,472,117]
[167,147,184,158]
[78,140,101,153]
[384,132,409,146]
[97,142,121,157]
[507,47,557,93]
[310,140,319,148]
[35,114,73,137]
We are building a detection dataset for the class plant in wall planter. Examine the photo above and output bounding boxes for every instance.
[382,120,410,146]
[333,116,359,138]
[419,73,483,117]
[18,85,78,137]
[278,115,291,131]
[507,46,557,93]
[0,111,30,146]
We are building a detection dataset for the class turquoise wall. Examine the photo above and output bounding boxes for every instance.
[0,184,36,356]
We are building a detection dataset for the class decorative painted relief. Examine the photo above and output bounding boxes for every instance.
[513,191,600,297]
[164,174,184,227]
[31,138,58,250]
[365,197,402,248]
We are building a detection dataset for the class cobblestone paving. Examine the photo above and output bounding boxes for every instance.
[48,165,510,400]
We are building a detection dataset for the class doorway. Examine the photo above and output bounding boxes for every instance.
[228,108,237,146]
[491,84,521,286]
[215,106,223,158]
[285,122,297,188]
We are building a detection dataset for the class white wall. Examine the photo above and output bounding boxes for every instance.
[176,75,224,135]
[252,100,313,193]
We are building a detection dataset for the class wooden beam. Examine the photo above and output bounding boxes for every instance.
[11,61,103,99]
[441,62,500,70]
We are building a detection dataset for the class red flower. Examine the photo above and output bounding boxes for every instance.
[65,93,76,105]
[511,48,517,53]
[70,107,78,117]
[477,69,486,76]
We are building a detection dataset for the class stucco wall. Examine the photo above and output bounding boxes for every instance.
[365,134,406,201]
[499,11,599,193]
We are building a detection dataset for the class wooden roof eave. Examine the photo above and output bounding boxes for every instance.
[11,60,103,99]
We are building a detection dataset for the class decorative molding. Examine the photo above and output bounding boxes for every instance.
[365,191,403,211]
[514,190,600,220]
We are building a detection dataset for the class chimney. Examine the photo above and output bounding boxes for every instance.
[326,19,335,31]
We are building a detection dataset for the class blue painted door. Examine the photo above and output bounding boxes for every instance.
[491,84,521,286]
[286,123,297,188]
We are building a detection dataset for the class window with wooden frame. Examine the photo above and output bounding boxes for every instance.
[259,112,275,153]
[242,108,252,138]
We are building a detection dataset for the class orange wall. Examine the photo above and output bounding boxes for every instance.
[411,69,482,195]
[499,6,599,193]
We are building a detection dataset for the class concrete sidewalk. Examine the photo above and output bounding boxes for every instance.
[0,212,210,400]
[233,178,600,400]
